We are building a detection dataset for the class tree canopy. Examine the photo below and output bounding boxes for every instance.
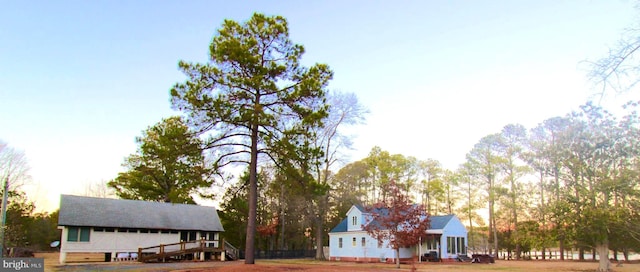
[108,116,212,204]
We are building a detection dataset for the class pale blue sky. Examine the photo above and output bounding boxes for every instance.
[2,1,639,212]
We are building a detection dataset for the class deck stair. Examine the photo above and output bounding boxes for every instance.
[224,240,239,260]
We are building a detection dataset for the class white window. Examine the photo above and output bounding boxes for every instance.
[352,216,357,226]
[339,238,343,248]
[457,237,466,254]
[447,237,454,254]
[447,236,466,254]
[352,237,356,247]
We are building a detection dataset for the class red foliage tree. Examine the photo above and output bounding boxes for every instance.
[256,219,278,237]
[363,180,430,268]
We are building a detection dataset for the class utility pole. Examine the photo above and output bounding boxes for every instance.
[0,176,9,257]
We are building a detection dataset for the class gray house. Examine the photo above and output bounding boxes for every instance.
[58,195,224,263]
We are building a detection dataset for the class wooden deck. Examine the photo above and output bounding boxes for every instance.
[138,239,235,263]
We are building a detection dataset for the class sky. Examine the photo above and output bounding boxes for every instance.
[2,0,640,212]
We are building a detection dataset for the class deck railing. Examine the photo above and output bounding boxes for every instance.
[137,238,239,262]
[138,239,207,262]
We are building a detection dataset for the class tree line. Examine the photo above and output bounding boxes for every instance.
[217,100,640,264]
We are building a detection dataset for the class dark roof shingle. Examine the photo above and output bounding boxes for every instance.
[428,214,454,230]
[330,218,348,233]
[58,195,224,232]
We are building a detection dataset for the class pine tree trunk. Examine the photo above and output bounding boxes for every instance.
[426,178,431,215]
[280,208,285,250]
[245,123,259,264]
[539,170,546,261]
[314,194,327,260]
[468,179,474,254]
[492,215,498,257]
[396,248,401,268]
[489,199,495,255]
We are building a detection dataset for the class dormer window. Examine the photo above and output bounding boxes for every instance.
[352,216,357,226]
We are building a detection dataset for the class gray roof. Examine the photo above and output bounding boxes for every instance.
[330,218,348,233]
[58,195,224,232]
[329,212,454,233]
[429,214,454,230]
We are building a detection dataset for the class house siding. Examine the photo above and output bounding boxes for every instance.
[57,195,224,264]
[415,216,468,260]
[440,216,467,259]
[61,227,178,253]
[329,231,414,263]
[346,206,364,232]
[59,226,221,263]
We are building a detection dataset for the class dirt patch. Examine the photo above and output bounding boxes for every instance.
[200,262,400,272]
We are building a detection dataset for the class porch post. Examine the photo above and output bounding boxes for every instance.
[438,234,442,262]
[59,251,67,264]
[418,236,421,263]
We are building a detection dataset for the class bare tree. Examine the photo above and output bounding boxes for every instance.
[310,90,367,260]
[0,141,30,191]
[588,9,640,98]
[588,34,640,97]
[0,141,31,256]
[81,180,115,198]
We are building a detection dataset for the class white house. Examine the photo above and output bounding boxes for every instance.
[57,195,225,264]
[328,204,468,263]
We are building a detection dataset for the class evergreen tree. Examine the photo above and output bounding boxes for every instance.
[170,13,332,263]
[108,116,212,204]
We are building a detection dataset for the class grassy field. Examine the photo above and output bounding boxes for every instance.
[35,252,640,272]
[243,259,640,272]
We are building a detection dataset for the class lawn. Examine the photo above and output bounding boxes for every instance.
[211,259,640,272]
[36,252,640,272]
